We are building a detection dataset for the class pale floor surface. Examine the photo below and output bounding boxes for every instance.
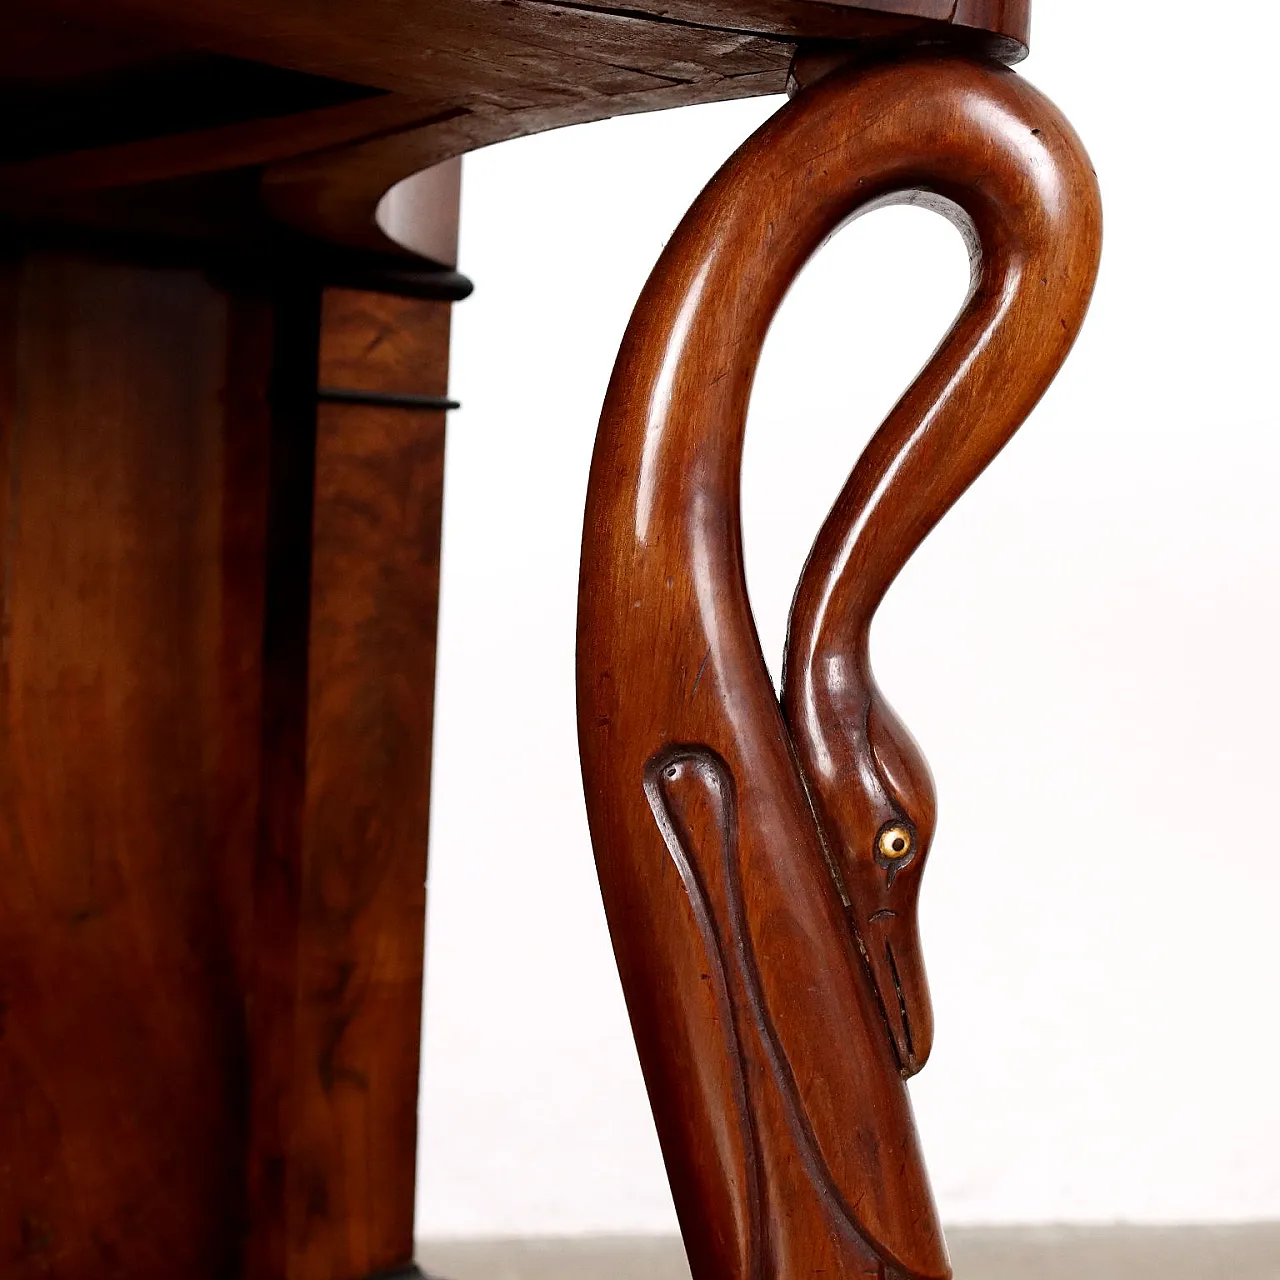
[419,1224,1280,1279]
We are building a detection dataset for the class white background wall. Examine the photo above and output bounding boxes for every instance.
[416,0,1280,1237]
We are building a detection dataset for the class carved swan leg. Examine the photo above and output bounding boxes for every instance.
[576,50,1102,1280]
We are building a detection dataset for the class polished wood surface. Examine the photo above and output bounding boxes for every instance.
[0,247,273,1279]
[2,0,1029,260]
[252,288,448,1280]
[319,289,453,398]
[0,249,452,1280]
[577,50,1101,1279]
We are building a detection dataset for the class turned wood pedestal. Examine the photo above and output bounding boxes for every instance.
[0,3,1099,1278]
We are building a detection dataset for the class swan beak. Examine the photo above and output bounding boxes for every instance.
[862,912,934,1078]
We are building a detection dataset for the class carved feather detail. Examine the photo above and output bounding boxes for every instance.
[645,744,943,1278]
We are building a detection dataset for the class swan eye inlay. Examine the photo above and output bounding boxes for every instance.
[878,825,913,861]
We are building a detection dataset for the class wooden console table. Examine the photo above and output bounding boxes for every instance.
[0,3,1099,1278]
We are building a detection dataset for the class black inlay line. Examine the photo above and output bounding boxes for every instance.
[317,386,459,411]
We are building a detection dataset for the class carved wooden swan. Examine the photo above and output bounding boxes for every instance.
[577,52,1102,1280]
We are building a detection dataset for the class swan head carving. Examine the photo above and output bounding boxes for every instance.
[843,685,937,1080]
[785,648,938,1079]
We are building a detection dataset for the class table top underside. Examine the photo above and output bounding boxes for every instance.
[1,0,1030,263]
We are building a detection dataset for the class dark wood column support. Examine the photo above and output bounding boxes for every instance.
[246,283,452,1280]
[577,52,1101,1280]
[0,245,457,1280]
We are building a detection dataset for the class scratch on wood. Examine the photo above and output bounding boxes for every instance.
[691,646,711,698]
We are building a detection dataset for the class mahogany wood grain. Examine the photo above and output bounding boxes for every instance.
[285,394,443,1277]
[577,50,1101,1280]
[0,248,274,1279]
[319,289,453,399]
[259,0,1020,255]
[247,286,449,1280]
[0,249,452,1280]
[2,0,1030,255]
[25,0,1027,98]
